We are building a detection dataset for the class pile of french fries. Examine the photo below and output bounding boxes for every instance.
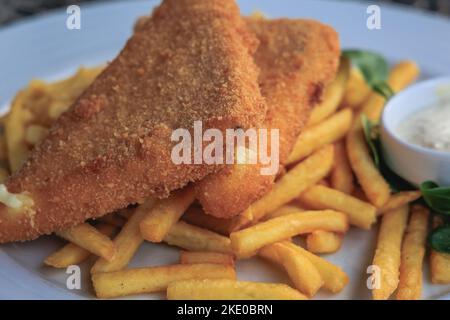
[2,57,449,300]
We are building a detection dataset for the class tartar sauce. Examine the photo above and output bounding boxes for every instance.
[397,98,450,152]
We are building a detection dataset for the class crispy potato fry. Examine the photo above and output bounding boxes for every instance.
[347,62,419,208]
[430,216,450,284]
[360,61,420,122]
[182,205,234,236]
[167,279,307,300]
[299,185,377,229]
[91,198,157,273]
[306,231,343,254]
[259,242,323,297]
[263,205,305,221]
[45,223,117,268]
[233,145,334,230]
[397,205,429,300]
[377,191,422,215]
[281,241,349,293]
[140,186,195,242]
[180,251,234,266]
[307,57,350,126]
[164,221,232,254]
[230,210,349,258]
[331,141,354,194]
[346,117,391,208]
[287,109,352,165]
[92,263,236,299]
[5,68,103,172]
[372,205,409,300]
[341,67,372,109]
[56,223,116,261]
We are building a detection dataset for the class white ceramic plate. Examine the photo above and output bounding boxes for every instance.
[0,0,449,300]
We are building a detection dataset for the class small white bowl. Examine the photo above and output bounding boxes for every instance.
[380,76,450,187]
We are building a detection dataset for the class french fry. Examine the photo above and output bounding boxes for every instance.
[341,67,371,109]
[56,223,116,261]
[167,279,307,300]
[298,185,377,229]
[331,141,354,194]
[287,109,352,165]
[372,205,409,300]
[233,145,334,230]
[259,242,323,297]
[92,263,236,299]
[281,241,349,293]
[45,224,117,268]
[263,205,305,221]
[230,210,349,258]
[91,198,157,273]
[397,205,429,300]
[164,221,232,254]
[140,186,195,242]
[5,68,103,172]
[306,231,343,254]
[430,216,450,284]
[346,118,391,208]
[180,251,234,266]
[347,62,419,208]
[377,191,422,215]
[360,61,420,122]
[182,205,234,235]
[307,57,350,126]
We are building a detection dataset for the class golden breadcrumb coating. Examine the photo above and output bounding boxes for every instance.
[0,0,266,242]
[195,17,341,218]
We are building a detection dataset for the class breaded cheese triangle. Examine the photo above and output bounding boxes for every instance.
[0,0,266,242]
[195,17,341,218]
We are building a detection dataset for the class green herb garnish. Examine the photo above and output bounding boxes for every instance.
[343,49,394,99]
[361,114,380,167]
[428,226,450,254]
[360,114,414,193]
[420,181,450,215]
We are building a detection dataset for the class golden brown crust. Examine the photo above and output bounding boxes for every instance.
[0,0,266,243]
[195,17,341,219]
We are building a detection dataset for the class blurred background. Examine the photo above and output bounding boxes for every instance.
[0,0,449,25]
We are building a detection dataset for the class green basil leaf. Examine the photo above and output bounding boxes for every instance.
[420,181,450,215]
[372,81,395,100]
[342,49,394,100]
[428,226,450,254]
[361,114,380,167]
[360,114,416,193]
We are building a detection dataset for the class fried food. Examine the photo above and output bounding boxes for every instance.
[232,144,335,230]
[372,205,409,300]
[281,241,349,293]
[167,279,307,300]
[298,184,377,229]
[397,205,428,300]
[92,263,236,298]
[259,242,323,297]
[306,231,343,254]
[195,17,340,218]
[0,0,266,243]
[179,251,235,266]
[230,210,349,258]
[44,223,117,268]
[287,108,353,165]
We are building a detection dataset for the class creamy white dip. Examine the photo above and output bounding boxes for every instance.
[397,98,450,152]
